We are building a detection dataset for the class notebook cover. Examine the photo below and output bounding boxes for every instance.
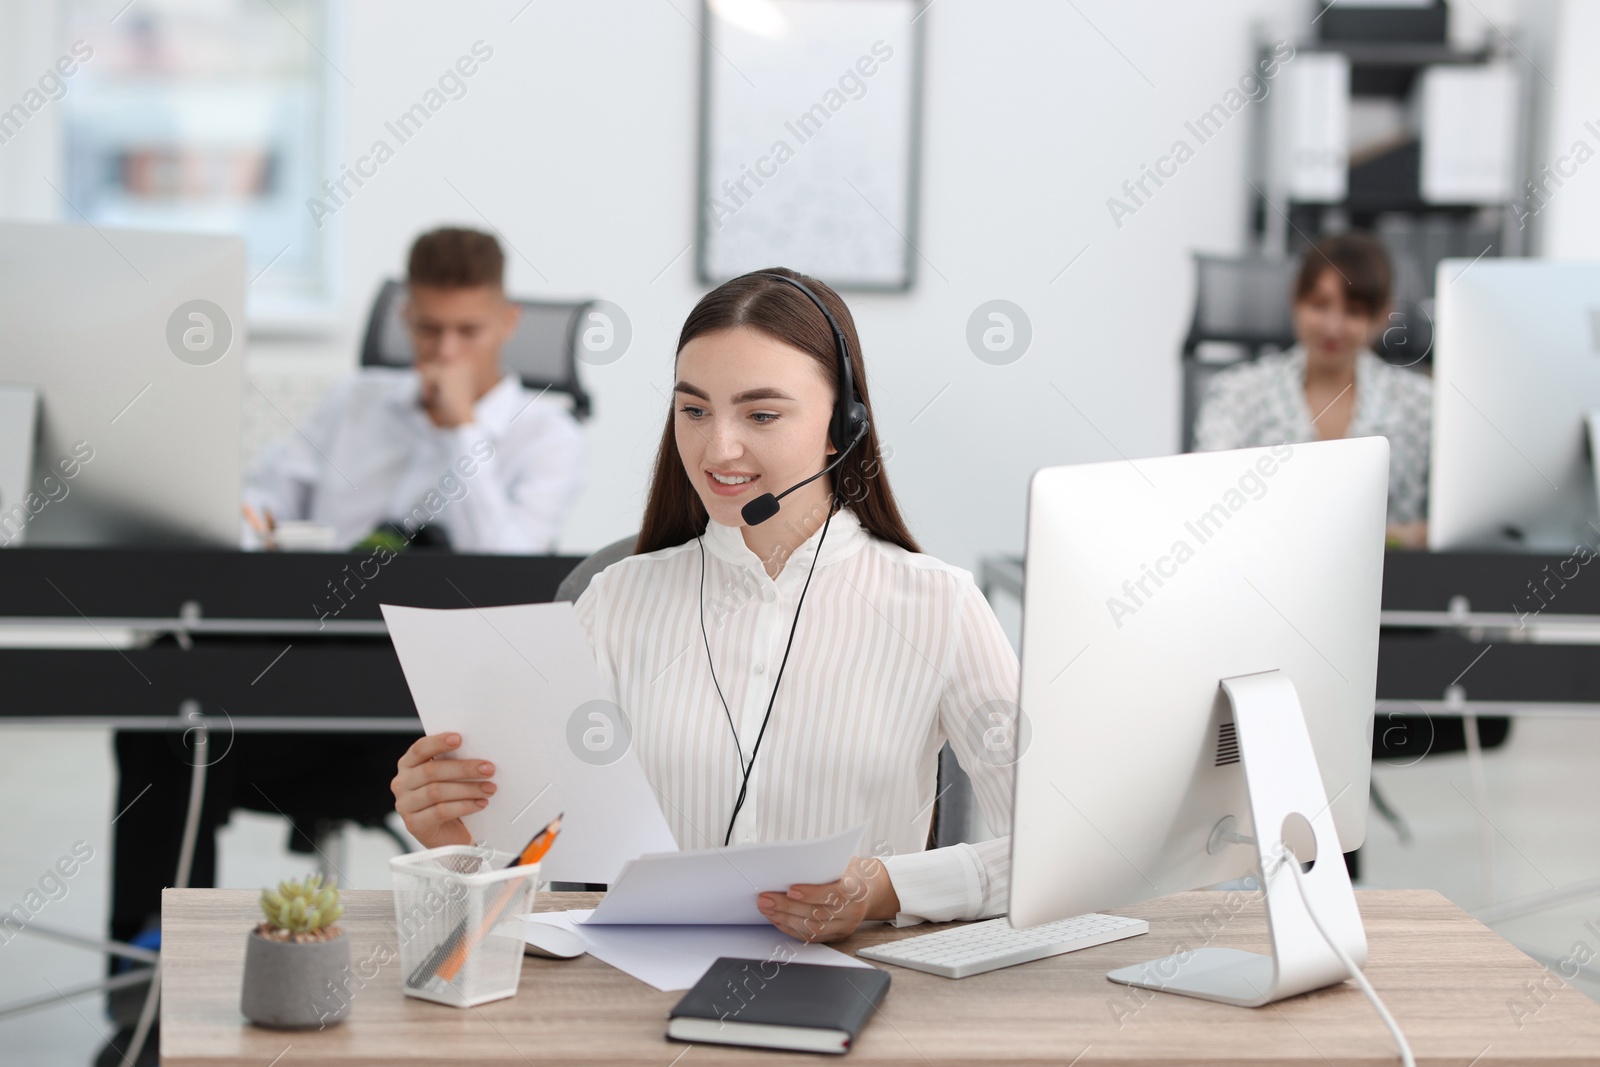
[668,957,890,1040]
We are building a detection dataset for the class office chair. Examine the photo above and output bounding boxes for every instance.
[553,533,637,604]
[549,531,980,878]
[1179,254,1301,452]
[359,279,596,421]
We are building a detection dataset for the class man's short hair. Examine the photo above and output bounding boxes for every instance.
[1293,232,1392,317]
[407,227,505,290]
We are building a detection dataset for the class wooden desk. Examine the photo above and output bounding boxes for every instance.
[161,888,1600,1066]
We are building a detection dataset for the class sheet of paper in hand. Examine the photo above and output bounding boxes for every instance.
[382,601,677,884]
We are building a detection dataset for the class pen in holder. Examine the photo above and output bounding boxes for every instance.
[390,846,541,1007]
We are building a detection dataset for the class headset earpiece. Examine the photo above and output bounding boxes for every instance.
[754,272,869,460]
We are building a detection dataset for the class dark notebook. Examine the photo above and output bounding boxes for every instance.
[667,957,891,1054]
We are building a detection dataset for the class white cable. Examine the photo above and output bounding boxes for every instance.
[174,725,209,889]
[1284,857,1414,1067]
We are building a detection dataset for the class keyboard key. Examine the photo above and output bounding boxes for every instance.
[856,913,1149,980]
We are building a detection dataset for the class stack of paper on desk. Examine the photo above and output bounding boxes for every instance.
[382,601,678,885]
[522,910,874,992]
[520,826,871,990]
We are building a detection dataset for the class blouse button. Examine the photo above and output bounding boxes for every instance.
[762,586,777,603]
[753,661,765,674]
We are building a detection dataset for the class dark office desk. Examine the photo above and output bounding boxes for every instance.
[0,547,584,729]
[0,545,593,1031]
[1369,550,1600,713]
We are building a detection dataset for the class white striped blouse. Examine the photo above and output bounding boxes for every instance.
[573,504,1020,925]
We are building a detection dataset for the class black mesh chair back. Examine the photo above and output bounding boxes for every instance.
[358,279,594,420]
[1183,253,1299,356]
[1180,254,1299,451]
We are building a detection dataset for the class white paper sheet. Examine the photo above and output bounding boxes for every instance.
[522,909,875,992]
[381,602,678,885]
[584,824,866,925]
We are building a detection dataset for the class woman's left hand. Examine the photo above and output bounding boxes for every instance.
[757,855,900,943]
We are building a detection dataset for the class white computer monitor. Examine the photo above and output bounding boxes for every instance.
[1429,259,1600,551]
[1009,436,1389,1006]
[0,221,243,546]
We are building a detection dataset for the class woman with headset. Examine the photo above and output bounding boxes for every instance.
[392,268,1018,943]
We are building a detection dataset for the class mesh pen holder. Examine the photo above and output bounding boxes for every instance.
[390,846,540,1008]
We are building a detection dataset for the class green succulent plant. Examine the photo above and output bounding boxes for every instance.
[258,873,343,936]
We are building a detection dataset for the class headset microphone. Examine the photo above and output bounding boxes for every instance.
[738,272,870,526]
[740,420,867,526]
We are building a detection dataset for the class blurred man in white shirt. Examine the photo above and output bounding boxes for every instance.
[244,226,585,553]
[108,231,589,1055]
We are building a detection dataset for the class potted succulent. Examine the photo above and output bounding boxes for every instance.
[240,873,350,1030]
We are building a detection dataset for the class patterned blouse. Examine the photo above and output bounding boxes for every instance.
[1192,345,1433,524]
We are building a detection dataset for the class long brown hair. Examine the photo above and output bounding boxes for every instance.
[635,267,920,557]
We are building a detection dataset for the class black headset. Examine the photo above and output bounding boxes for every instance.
[736,273,870,526]
[779,273,871,480]
[696,270,870,845]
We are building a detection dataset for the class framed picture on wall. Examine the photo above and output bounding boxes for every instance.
[696,0,926,291]
[57,0,345,326]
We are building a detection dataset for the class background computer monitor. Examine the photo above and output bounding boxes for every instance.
[1429,259,1600,551]
[0,221,243,546]
[1009,437,1388,931]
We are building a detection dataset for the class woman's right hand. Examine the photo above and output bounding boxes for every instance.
[391,733,495,849]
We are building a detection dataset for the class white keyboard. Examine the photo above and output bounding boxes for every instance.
[857,913,1148,979]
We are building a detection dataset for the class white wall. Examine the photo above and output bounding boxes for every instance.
[265,0,1305,571]
[27,1,1598,571]
[0,2,66,217]
[1533,0,1600,258]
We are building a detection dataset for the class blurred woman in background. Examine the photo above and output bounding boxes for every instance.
[1193,232,1432,548]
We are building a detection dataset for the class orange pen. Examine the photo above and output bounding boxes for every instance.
[433,814,562,985]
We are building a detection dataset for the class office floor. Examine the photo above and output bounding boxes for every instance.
[1,718,1597,1066]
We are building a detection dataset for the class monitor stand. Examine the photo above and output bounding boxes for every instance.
[1106,668,1368,1007]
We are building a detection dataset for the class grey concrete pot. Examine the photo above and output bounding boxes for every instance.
[240,929,352,1030]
